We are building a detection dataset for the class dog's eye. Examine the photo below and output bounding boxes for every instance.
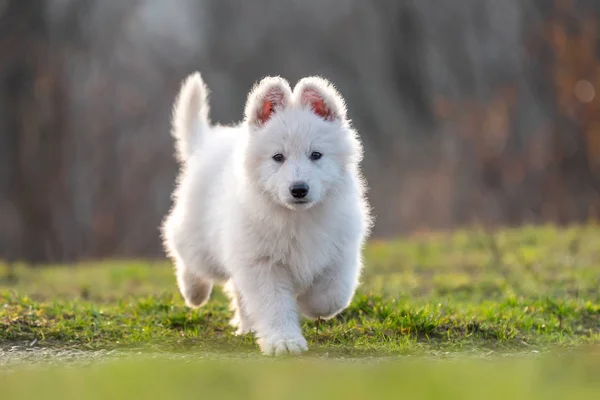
[310,151,322,161]
[272,153,285,163]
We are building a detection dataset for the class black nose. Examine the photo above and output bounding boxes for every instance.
[290,182,309,199]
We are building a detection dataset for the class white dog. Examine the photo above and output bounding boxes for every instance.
[161,72,372,356]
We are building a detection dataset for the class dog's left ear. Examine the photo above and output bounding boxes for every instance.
[294,77,347,122]
[244,77,292,128]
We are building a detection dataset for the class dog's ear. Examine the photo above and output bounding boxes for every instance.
[294,77,347,122]
[244,77,292,128]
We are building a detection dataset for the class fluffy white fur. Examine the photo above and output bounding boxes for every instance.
[162,72,372,356]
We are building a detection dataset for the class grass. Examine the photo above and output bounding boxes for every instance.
[2,351,600,400]
[1,224,599,358]
[1,225,600,398]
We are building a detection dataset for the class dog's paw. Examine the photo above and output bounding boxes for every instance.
[232,321,253,336]
[230,316,253,336]
[258,335,308,356]
[235,327,252,336]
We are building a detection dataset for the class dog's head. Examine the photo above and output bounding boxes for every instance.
[242,76,362,210]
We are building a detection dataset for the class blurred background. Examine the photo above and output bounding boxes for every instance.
[1,0,600,264]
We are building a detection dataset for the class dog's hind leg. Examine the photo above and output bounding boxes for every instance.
[176,260,213,308]
[224,280,253,335]
[162,212,216,308]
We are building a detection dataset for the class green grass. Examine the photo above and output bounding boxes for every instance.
[2,351,600,400]
[1,225,599,358]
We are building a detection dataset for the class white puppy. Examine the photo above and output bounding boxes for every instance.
[161,72,372,356]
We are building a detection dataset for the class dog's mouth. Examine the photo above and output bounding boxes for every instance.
[291,199,310,204]
[284,198,314,210]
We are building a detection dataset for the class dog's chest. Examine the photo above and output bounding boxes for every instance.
[259,221,339,286]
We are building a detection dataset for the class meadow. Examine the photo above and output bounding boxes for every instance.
[1,225,599,398]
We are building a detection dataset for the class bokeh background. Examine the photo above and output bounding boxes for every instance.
[2,0,600,263]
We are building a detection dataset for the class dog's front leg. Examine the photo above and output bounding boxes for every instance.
[233,266,307,356]
[297,252,361,320]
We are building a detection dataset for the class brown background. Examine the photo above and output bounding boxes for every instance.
[1,0,600,263]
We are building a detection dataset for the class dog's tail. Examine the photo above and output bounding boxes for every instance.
[171,72,210,164]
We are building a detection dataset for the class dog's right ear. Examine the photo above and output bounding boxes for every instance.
[244,77,292,128]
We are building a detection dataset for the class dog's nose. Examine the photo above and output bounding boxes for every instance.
[290,182,309,199]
